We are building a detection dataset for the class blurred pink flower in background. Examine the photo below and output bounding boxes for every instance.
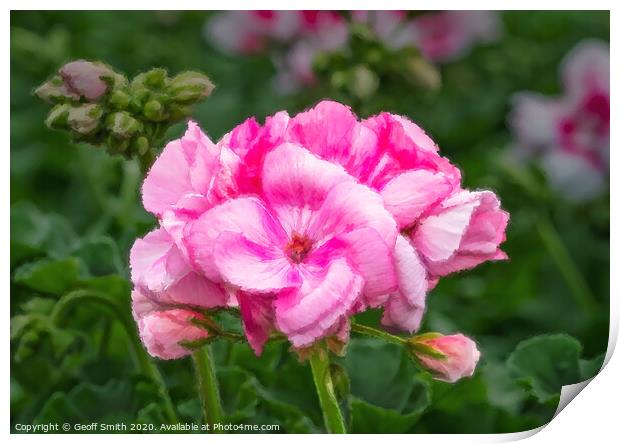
[352,10,501,61]
[409,11,502,62]
[509,40,609,202]
[352,11,416,50]
[130,100,508,376]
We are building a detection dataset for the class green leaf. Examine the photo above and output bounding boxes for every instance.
[70,236,124,276]
[350,378,430,434]
[579,353,605,380]
[507,334,582,403]
[483,361,528,414]
[10,202,76,267]
[343,338,417,410]
[34,379,136,426]
[13,257,85,295]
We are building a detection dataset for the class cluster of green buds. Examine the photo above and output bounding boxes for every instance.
[314,20,440,102]
[35,60,214,169]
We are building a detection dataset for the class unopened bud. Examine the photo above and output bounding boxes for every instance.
[34,76,79,103]
[142,68,168,89]
[133,136,150,155]
[59,60,115,101]
[349,65,379,100]
[106,111,142,139]
[109,89,131,110]
[143,100,167,121]
[407,333,480,383]
[67,104,103,135]
[45,104,71,129]
[405,56,441,92]
[168,104,192,122]
[168,71,214,103]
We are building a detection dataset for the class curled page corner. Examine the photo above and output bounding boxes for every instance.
[553,377,595,418]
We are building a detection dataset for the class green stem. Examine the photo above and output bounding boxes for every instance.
[536,215,598,315]
[308,344,347,434]
[51,290,178,423]
[351,323,406,345]
[192,346,223,431]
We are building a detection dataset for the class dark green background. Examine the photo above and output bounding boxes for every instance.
[11,11,610,433]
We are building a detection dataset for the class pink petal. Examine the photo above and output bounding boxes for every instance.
[381,235,428,333]
[263,142,351,209]
[311,227,398,305]
[142,122,218,216]
[562,40,609,98]
[308,181,398,248]
[418,191,509,276]
[262,142,352,234]
[509,92,565,150]
[213,231,299,292]
[380,170,453,228]
[413,191,477,263]
[285,100,359,163]
[130,227,227,308]
[130,228,188,294]
[237,291,276,356]
[274,258,363,348]
[187,197,287,281]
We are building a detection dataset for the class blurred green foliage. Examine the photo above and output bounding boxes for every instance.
[11,11,609,433]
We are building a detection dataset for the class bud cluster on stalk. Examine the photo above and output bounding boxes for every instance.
[314,22,441,102]
[35,60,214,162]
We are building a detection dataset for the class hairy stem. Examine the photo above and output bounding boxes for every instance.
[308,344,347,434]
[51,290,178,423]
[351,323,407,345]
[192,346,224,431]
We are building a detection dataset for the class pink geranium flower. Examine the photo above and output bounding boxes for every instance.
[130,99,508,365]
[186,142,398,351]
[509,40,609,202]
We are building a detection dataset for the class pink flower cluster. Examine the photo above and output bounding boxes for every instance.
[130,101,507,381]
[509,40,609,202]
[204,11,502,92]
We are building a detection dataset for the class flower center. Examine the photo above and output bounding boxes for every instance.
[285,233,313,264]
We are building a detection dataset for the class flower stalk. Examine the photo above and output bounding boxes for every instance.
[308,343,347,434]
[192,345,224,431]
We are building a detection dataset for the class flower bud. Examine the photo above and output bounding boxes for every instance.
[405,56,441,92]
[59,60,115,101]
[144,68,168,89]
[349,65,379,100]
[408,333,480,383]
[108,89,131,110]
[133,136,150,156]
[143,99,167,121]
[167,71,214,103]
[34,76,79,103]
[45,103,71,129]
[67,104,103,135]
[106,111,142,139]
